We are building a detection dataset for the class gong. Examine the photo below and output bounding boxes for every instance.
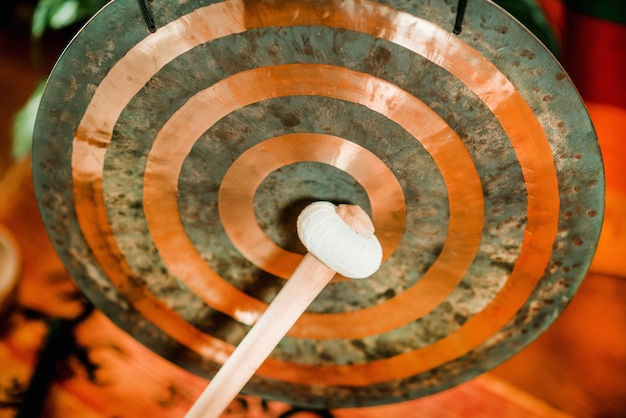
[32,0,604,408]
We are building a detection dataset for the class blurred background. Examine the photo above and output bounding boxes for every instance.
[0,0,624,416]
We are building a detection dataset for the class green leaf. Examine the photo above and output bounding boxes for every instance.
[12,81,45,159]
[31,0,57,39]
[31,0,109,39]
[49,0,80,30]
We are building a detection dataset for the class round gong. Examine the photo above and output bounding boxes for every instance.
[32,0,604,408]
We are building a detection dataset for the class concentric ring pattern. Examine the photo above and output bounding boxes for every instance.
[33,0,604,407]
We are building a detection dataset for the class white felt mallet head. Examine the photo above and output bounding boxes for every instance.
[297,201,383,279]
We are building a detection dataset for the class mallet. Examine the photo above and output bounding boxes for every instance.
[186,201,383,417]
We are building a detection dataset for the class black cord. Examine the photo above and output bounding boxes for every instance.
[453,0,469,35]
[137,0,157,33]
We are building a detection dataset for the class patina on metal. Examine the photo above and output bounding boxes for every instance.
[32,0,604,408]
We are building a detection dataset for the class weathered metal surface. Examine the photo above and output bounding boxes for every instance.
[32,0,604,408]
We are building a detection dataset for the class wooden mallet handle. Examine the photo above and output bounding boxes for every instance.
[185,202,382,418]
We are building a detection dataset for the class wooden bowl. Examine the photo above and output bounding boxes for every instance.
[0,224,20,317]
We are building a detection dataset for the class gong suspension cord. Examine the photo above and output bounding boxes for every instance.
[137,0,157,33]
[453,0,469,34]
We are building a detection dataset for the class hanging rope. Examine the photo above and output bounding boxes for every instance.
[138,0,157,33]
[453,0,469,34]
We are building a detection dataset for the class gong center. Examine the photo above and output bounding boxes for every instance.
[253,162,371,254]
